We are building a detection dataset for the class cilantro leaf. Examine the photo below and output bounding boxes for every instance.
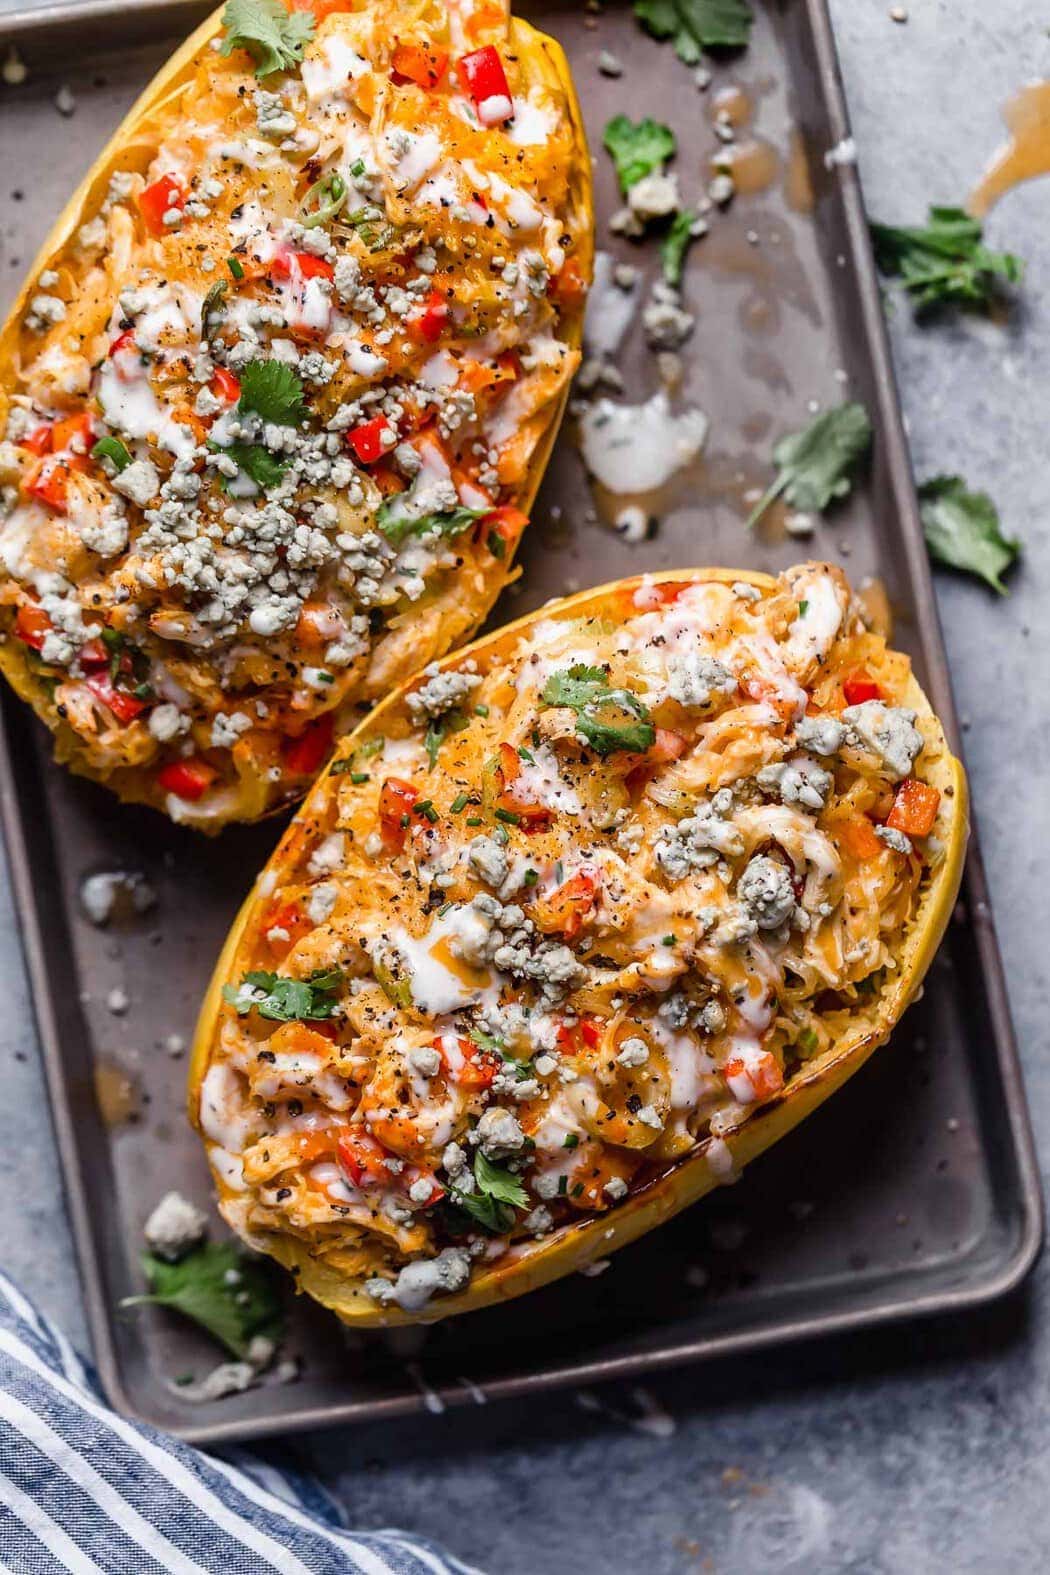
[237,359,307,427]
[219,0,314,78]
[870,206,1023,313]
[634,0,753,64]
[122,1241,284,1359]
[223,967,344,1021]
[541,664,610,710]
[210,440,289,492]
[918,474,1020,594]
[603,115,676,195]
[377,502,484,548]
[425,708,468,769]
[474,1151,530,1209]
[541,665,654,757]
[747,402,872,528]
[660,208,701,286]
[445,1189,516,1234]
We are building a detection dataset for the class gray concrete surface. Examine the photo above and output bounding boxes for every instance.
[1,1,1049,1570]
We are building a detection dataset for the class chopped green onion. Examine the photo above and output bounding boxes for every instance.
[450,792,469,813]
[300,171,347,229]
[474,703,490,717]
[494,807,520,825]
[350,771,369,785]
[91,435,131,473]
[349,158,366,178]
[227,256,245,280]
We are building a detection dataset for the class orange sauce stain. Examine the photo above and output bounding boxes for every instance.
[710,84,751,129]
[430,935,490,990]
[785,129,816,215]
[970,80,1050,216]
[712,138,781,196]
[94,1057,139,1126]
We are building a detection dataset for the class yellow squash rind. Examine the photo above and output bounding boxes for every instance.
[190,567,968,1325]
[0,5,591,828]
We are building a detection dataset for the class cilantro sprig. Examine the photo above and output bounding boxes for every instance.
[223,967,344,1021]
[746,402,872,529]
[603,115,676,195]
[661,208,701,286]
[918,474,1020,594]
[377,502,484,548]
[219,0,314,78]
[447,1151,529,1234]
[237,359,308,427]
[122,1241,284,1359]
[213,441,289,491]
[870,206,1023,313]
[541,664,655,757]
[634,0,753,64]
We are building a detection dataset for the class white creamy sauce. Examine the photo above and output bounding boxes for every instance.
[580,391,708,493]
[199,1062,253,1151]
[388,906,498,1016]
[0,502,45,577]
[784,569,846,672]
[583,251,639,361]
[511,743,583,816]
[302,33,369,104]
[384,128,443,192]
[208,1146,246,1192]
[504,95,556,146]
[96,359,195,460]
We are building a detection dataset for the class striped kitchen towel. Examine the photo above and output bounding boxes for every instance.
[0,1269,481,1574]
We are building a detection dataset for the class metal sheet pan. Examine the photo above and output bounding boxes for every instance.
[0,0,1041,1446]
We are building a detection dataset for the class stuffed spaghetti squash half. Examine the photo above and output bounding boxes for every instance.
[190,563,967,1324]
[0,0,590,827]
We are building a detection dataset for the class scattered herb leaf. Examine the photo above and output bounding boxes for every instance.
[603,115,676,194]
[121,1241,283,1358]
[661,208,701,285]
[377,502,484,548]
[219,0,314,78]
[223,967,344,1021]
[210,440,289,491]
[541,664,655,757]
[237,359,307,427]
[918,474,1020,594]
[747,402,872,528]
[870,206,1023,313]
[634,0,753,64]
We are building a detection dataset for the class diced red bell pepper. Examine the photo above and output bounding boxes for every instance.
[557,1014,603,1052]
[839,815,883,861]
[77,637,110,669]
[549,256,587,310]
[531,869,600,940]
[210,367,241,405]
[337,1129,392,1189]
[346,416,394,465]
[458,45,513,125]
[408,288,450,343]
[379,776,420,849]
[13,603,51,652]
[20,425,53,457]
[24,457,71,511]
[283,714,334,777]
[157,757,217,802]
[886,778,940,839]
[85,673,147,726]
[137,173,187,238]
[435,1035,500,1091]
[391,40,449,88]
[479,504,528,559]
[261,900,313,959]
[724,1051,783,1102]
[288,0,354,17]
[842,671,884,707]
[271,250,334,283]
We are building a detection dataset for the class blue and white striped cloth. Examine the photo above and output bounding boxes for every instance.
[0,1269,481,1574]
